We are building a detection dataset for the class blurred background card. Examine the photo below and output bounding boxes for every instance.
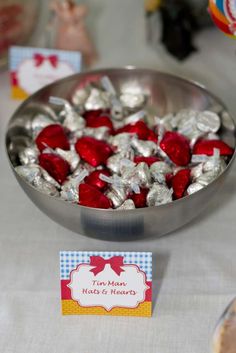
[9,46,82,99]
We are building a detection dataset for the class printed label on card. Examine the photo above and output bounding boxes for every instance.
[9,46,81,100]
[60,251,152,317]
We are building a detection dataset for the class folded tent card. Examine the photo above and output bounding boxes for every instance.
[9,46,82,99]
[60,251,152,317]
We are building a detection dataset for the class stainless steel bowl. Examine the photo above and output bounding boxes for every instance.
[5,68,236,240]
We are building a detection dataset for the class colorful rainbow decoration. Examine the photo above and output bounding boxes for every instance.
[209,0,236,37]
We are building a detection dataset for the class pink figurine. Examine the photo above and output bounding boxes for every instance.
[50,0,98,67]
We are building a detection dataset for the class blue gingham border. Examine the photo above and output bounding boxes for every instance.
[9,46,82,71]
[60,251,152,281]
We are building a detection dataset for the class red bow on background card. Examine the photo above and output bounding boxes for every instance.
[33,53,58,68]
[89,256,124,276]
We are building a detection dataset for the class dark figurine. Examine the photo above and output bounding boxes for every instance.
[159,0,197,60]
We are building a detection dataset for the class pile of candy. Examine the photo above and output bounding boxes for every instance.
[15,76,234,210]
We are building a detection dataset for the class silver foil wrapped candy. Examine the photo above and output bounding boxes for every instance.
[120,92,146,111]
[61,170,88,203]
[116,199,136,210]
[196,111,220,133]
[19,146,39,165]
[147,184,173,206]
[101,76,123,120]
[34,178,59,197]
[187,182,204,195]
[31,114,54,138]
[84,88,110,111]
[124,110,146,125]
[15,164,42,184]
[106,185,127,208]
[71,87,90,107]
[122,162,151,189]
[131,137,158,157]
[150,161,172,184]
[55,148,80,172]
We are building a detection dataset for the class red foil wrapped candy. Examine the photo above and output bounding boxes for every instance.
[116,121,157,142]
[75,136,113,167]
[84,169,111,190]
[79,183,111,209]
[160,131,191,166]
[128,188,149,208]
[172,169,191,199]
[35,124,70,152]
[193,139,234,156]
[39,153,70,184]
[85,112,114,133]
[134,156,160,166]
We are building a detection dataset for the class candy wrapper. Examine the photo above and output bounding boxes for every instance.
[15,75,234,209]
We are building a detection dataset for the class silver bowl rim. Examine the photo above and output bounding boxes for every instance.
[5,67,236,213]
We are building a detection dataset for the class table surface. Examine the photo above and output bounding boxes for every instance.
[1,2,236,352]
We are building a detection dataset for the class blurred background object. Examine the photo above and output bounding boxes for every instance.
[146,0,212,60]
[213,298,236,353]
[48,0,97,67]
[0,0,40,68]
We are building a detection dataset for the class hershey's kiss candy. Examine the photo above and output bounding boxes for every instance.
[38,153,70,184]
[111,97,124,121]
[196,171,218,186]
[84,88,110,111]
[123,162,151,189]
[155,114,174,132]
[61,170,88,202]
[116,199,136,210]
[83,126,110,141]
[107,154,135,174]
[172,169,191,199]
[106,185,127,208]
[72,163,94,178]
[160,131,191,166]
[31,114,54,138]
[196,111,221,133]
[79,183,111,209]
[100,76,123,121]
[75,136,113,167]
[191,163,203,180]
[147,184,173,206]
[187,182,204,195]
[63,111,85,132]
[19,146,39,165]
[41,168,61,189]
[109,132,131,148]
[193,139,234,156]
[116,121,157,142]
[131,138,158,157]
[150,161,172,184]
[86,112,114,132]
[55,148,80,172]
[124,110,146,125]
[71,87,90,107]
[85,169,110,190]
[129,188,149,208]
[35,124,70,152]
[171,109,198,129]
[33,178,59,197]
[134,156,160,166]
[120,92,145,110]
[15,164,42,184]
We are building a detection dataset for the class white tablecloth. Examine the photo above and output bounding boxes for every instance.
[0,1,236,352]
